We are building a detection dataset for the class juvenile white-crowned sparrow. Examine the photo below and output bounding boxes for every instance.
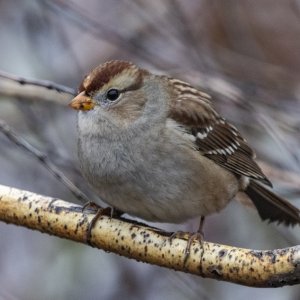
[69,60,300,229]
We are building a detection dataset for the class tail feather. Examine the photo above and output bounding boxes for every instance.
[245,180,300,226]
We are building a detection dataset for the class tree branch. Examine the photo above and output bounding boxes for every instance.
[0,70,74,105]
[0,184,299,287]
[0,70,75,95]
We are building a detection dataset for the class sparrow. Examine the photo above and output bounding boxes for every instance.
[69,60,300,234]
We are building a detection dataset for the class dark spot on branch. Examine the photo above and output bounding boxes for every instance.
[208,266,223,277]
[265,251,276,264]
[250,250,263,259]
[218,249,227,258]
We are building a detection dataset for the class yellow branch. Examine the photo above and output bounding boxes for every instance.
[0,184,299,287]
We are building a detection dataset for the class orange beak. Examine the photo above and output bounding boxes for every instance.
[69,91,96,111]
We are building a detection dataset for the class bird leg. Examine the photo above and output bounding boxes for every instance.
[168,216,205,265]
[183,216,205,264]
[185,216,205,249]
[82,202,123,245]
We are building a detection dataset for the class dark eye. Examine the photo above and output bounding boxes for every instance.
[106,89,120,101]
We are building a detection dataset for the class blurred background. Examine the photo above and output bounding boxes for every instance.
[0,0,300,299]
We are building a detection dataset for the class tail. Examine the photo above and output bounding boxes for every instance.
[245,180,300,226]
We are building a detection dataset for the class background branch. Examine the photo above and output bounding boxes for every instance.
[0,70,75,95]
[0,119,89,204]
[0,184,299,288]
[0,71,74,105]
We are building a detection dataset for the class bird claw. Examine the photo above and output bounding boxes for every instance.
[84,206,107,246]
[169,216,205,266]
[82,203,123,245]
[167,230,204,266]
[183,232,204,265]
[82,201,103,213]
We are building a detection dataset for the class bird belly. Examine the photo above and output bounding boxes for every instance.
[79,134,239,223]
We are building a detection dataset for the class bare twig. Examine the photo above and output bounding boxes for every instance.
[0,70,74,105]
[0,184,299,287]
[0,70,75,95]
[168,0,206,70]
[254,112,300,171]
[259,160,300,190]
[0,119,89,203]
[0,77,72,105]
[42,0,175,70]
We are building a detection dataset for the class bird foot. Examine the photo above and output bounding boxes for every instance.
[169,216,205,265]
[82,202,123,245]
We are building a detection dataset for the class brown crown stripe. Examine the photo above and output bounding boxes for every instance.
[79,61,137,94]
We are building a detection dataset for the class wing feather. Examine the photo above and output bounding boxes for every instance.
[167,77,272,186]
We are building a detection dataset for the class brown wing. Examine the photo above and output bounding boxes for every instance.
[167,77,272,186]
